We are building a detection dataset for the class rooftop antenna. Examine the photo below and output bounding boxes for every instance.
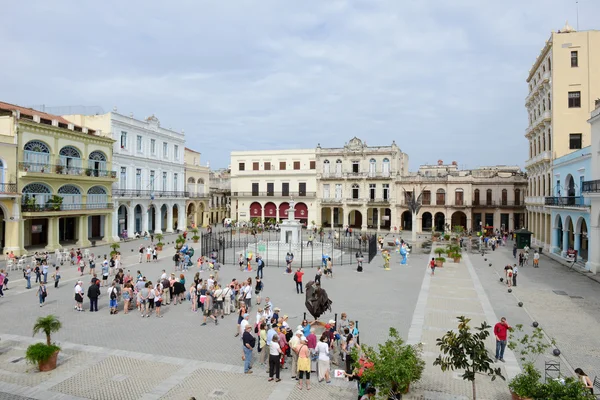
[576,0,579,30]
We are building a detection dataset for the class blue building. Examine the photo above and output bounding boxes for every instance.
[545,147,591,267]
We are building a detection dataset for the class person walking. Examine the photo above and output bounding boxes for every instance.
[53,266,61,288]
[512,264,518,287]
[289,330,302,379]
[295,336,311,390]
[512,242,517,258]
[25,265,32,289]
[37,281,47,307]
[153,283,163,318]
[108,281,119,315]
[294,268,304,294]
[429,257,436,276]
[87,280,100,312]
[533,250,540,268]
[254,278,263,305]
[42,263,49,284]
[201,290,218,326]
[256,256,264,279]
[316,332,331,383]
[242,324,256,374]
[74,280,85,311]
[494,317,511,362]
[268,334,282,382]
[139,282,151,317]
[139,245,144,263]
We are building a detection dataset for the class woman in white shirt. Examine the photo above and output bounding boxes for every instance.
[268,334,282,382]
[316,333,331,383]
[74,281,84,312]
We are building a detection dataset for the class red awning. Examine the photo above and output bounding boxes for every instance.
[264,202,276,218]
[295,202,308,220]
[249,202,262,218]
[279,202,289,219]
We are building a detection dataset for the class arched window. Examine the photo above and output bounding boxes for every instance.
[486,189,493,205]
[547,93,551,110]
[542,99,546,111]
[352,184,359,199]
[548,131,552,150]
[436,189,445,205]
[473,189,480,205]
[59,146,82,172]
[187,177,195,183]
[23,140,51,167]
[335,159,342,177]
[323,159,330,175]
[58,184,82,207]
[382,158,390,177]
[88,151,107,172]
[0,159,4,184]
[369,158,376,177]
[87,186,108,208]
[542,136,546,151]
[22,183,52,206]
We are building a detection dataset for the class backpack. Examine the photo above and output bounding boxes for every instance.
[293,273,298,283]
[110,288,117,300]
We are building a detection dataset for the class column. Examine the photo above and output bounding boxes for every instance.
[142,206,149,234]
[390,206,397,232]
[192,203,198,227]
[177,203,186,232]
[103,213,115,243]
[588,225,600,274]
[574,232,581,260]
[4,219,25,256]
[330,207,334,228]
[508,214,514,232]
[154,206,162,234]
[77,215,91,247]
[562,228,569,256]
[166,205,174,233]
[375,208,380,232]
[127,205,135,238]
[111,206,119,241]
[45,217,60,251]
[342,206,347,228]
[361,206,368,231]
[551,224,559,253]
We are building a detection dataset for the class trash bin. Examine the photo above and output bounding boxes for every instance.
[538,247,543,254]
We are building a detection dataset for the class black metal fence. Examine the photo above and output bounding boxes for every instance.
[199,228,375,268]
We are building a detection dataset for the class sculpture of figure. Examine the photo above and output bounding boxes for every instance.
[305,280,332,319]
[382,250,391,270]
[400,245,408,265]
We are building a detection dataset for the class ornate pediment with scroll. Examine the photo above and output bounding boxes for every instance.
[345,137,365,152]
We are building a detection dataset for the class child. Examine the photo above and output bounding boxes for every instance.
[429,257,436,276]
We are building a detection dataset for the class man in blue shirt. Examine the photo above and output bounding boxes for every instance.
[266,324,277,346]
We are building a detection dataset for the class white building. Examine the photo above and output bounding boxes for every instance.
[583,100,600,273]
[64,112,187,238]
[230,149,317,225]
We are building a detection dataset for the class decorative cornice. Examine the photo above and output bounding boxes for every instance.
[18,120,115,145]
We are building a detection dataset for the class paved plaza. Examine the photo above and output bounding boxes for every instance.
[1,232,600,399]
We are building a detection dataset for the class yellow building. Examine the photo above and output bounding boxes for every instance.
[0,102,117,253]
[184,148,210,228]
[524,23,600,249]
[0,105,21,255]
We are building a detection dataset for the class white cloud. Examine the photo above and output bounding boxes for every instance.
[0,0,598,169]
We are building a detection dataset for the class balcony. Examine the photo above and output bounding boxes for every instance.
[367,198,390,205]
[0,183,18,194]
[231,191,316,198]
[344,172,367,179]
[113,189,188,198]
[525,151,553,169]
[187,191,210,199]
[321,198,343,204]
[544,196,590,208]
[582,180,600,193]
[317,172,343,180]
[19,162,117,180]
[22,203,113,214]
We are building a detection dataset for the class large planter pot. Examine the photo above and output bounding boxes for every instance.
[511,392,533,400]
[432,237,438,242]
[156,245,163,251]
[435,260,444,268]
[453,257,461,263]
[193,239,199,243]
[38,350,59,372]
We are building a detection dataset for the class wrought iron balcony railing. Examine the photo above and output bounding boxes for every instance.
[19,162,117,178]
[544,196,589,207]
[0,183,17,193]
[21,203,114,212]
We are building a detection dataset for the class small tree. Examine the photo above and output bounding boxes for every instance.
[355,327,425,398]
[434,316,504,400]
[33,315,62,346]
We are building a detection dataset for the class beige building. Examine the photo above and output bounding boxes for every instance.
[396,161,527,233]
[525,23,600,249]
[209,168,231,225]
[230,150,316,225]
[316,137,407,229]
[583,100,600,273]
[184,147,210,228]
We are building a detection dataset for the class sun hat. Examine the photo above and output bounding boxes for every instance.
[301,336,307,342]
[243,313,249,318]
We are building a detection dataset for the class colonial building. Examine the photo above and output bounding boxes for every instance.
[230,150,315,225]
[316,138,407,229]
[582,100,600,273]
[0,102,117,252]
[396,162,527,233]
[184,147,210,228]
[545,148,591,267]
[524,23,600,250]
[209,168,231,225]
[65,112,187,237]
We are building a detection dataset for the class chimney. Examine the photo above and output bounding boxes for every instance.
[52,120,59,127]
[68,123,74,130]
[33,115,40,123]
[82,127,88,133]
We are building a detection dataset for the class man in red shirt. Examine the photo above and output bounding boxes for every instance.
[294,268,304,294]
[494,317,511,362]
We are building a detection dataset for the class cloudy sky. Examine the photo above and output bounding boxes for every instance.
[1,0,596,170]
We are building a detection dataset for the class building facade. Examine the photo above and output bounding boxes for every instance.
[525,24,600,250]
[184,147,210,228]
[230,150,315,226]
[396,162,527,233]
[65,112,187,237]
[209,168,231,225]
[582,101,600,273]
[0,102,117,252]
[545,148,591,267]
[316,138,407,229]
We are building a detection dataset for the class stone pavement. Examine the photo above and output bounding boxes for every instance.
[403,247,517,400]
[0,235,427,399]
[471,242,600,383]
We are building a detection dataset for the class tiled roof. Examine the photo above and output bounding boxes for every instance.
[0,101,76,126]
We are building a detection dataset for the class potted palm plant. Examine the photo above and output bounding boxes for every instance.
[155,233,164,250]
[191,228,200,243]
[434,247,446,267]
[447,244,462,263]
[109,243,120,258]
[175,234,185,250]
[25,315,62,372]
